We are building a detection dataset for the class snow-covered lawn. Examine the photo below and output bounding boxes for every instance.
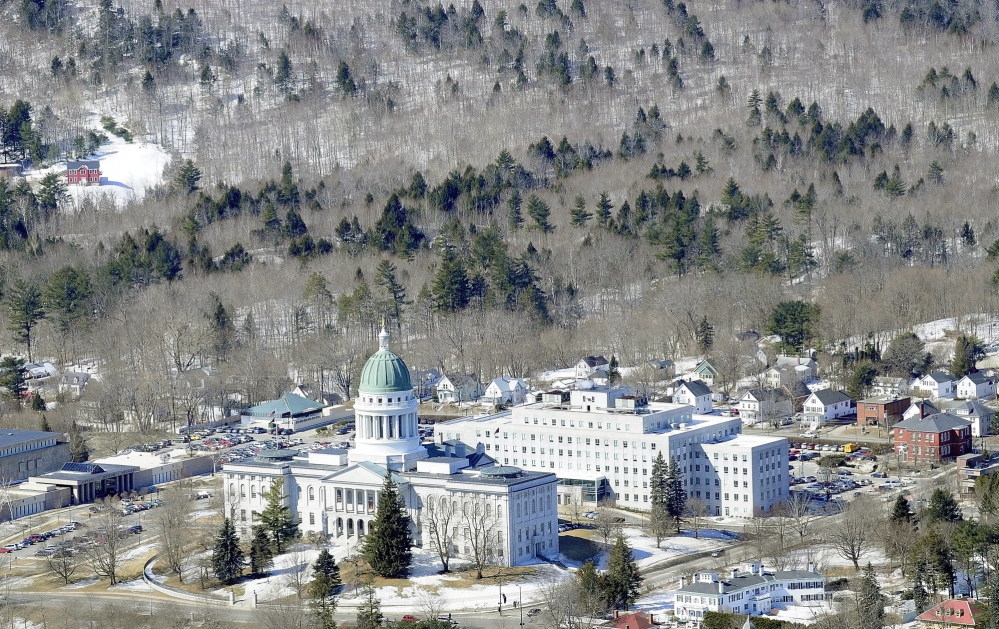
[29,128,170,207]
[560,526,733,571]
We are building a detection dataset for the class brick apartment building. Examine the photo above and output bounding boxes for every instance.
[893,412,972,465]
[857,396,910,428]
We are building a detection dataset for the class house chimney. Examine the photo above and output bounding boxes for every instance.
[807,563,815,573]
[614,611,620,619]
[731,569,739,579]
[718,580,724,594]
[679,576,685,588]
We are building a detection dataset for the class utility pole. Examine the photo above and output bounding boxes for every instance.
[519,585,524,629]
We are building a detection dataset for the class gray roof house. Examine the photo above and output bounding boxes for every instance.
[673,563,827,625]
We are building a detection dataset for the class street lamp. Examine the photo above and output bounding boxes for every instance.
[518,585,524,628]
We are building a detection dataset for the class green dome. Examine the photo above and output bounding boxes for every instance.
[359,348,412,394]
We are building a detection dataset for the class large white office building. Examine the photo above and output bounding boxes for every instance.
[223,328,559,566]
[436,386,788,517]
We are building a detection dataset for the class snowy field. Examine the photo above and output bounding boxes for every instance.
[30,129,170,207]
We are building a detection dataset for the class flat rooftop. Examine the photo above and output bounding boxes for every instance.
[0,430,60,448]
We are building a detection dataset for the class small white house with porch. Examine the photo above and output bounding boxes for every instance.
[911,372,957,399]
[673,563,828,626]
[802,389,853,423]
[482,377,528,406]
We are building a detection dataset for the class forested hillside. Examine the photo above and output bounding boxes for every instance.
[1,0,999,438]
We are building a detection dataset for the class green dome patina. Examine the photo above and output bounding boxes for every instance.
[358,328,412,393]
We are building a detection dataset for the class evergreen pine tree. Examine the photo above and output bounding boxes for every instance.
[69,420,88,462]
[649,452,670,547]
[889,495,912,523]
[258,477,299,552]
[695,316,714,352]
[363,471,413,578]
[249,526,274,575]
[212,517,244,584]
[31,394,45,411]
[526,195,553,232]
[856,563,885,629]
[665,458,686,533]
[356,583,383,629]
[0,357,28,403]
[985,571,999,629]
[309,549,342,629]
[695,216,721,271]
[570,194,592,226]
[912,567,929,615]
[7,280,44,362]
[507,191,524,230]
[375,259,408,330]
[431,252,471,313]
[595,192,613,225]
[39,415,51,432]
[927,488,963,523]
[602,533,642,610]
[577,559,605,615]
[952,334,985,379]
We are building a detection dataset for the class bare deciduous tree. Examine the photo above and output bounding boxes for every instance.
[83,498,127,585]
[462,499,498,579]
[282,549,313,599]
[684,498,710,539]
[825,496,880,570]
[47,549,80,584]
[423,494,456,572]
[594,498,622,547]
[156,481,195,580]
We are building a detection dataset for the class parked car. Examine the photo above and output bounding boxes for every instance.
[527,609,542,618]
[872,472,887,478]
[401,616,419,622]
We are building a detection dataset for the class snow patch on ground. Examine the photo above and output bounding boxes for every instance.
[61,578,99,589]
[121,542,158,562]
[29,129,170,208]
[110,578,153,591]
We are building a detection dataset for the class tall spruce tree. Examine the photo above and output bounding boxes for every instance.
[665,458,686,533]
[69,420,89,462]
[603,533,642,610]
[649,452,670,547]
[363,471,413,578]
[856,563,884,629]
[258,477,299,552]
[7,280,43,362]
[507,191,524,231]
[309,549,342,629]
[249,526,274,574]
[927,488,963,523]
[212,517,244,584]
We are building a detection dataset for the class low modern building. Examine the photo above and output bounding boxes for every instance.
[95,449,215,486]
[240,392,349,432]
[893,413,972,465]
[0,430,72,481]
[27,461,140,504]
[673,563,829,626]
[437,386,789,517]
[857,397,910,428]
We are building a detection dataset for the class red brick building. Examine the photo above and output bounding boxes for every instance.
[893,412,972,465]
[66,160,101,185]
[857,396,910,427]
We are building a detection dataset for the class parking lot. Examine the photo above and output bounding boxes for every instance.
[786,443,916,510]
